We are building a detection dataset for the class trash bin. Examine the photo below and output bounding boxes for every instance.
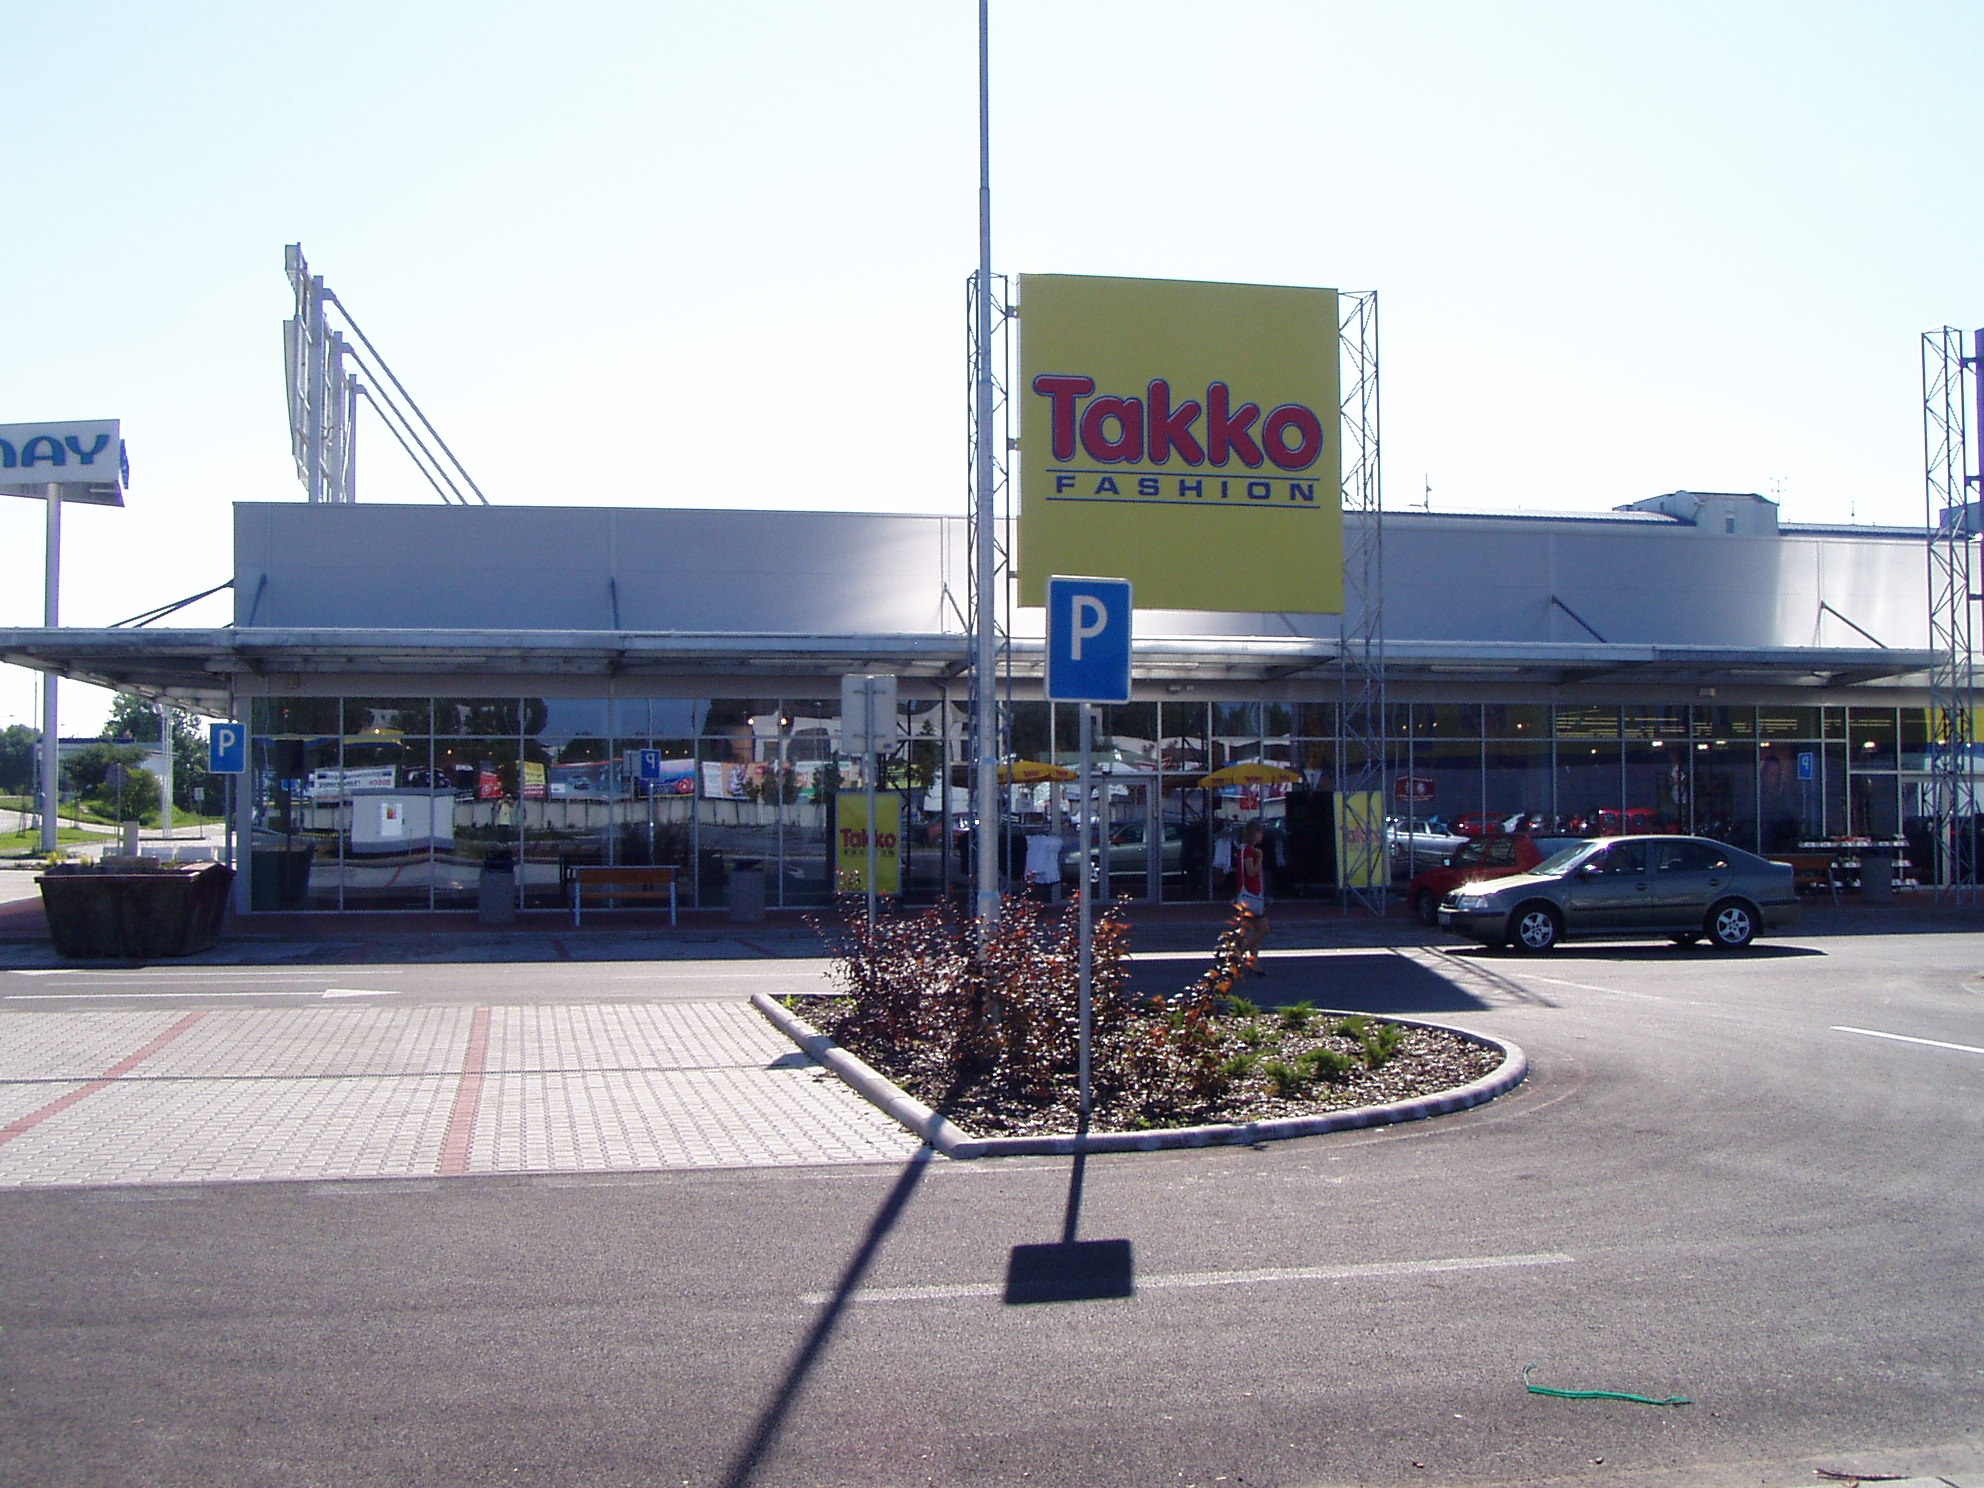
[728,859,766,923]
[1859,850,1893,903]
[38,861,234,958]
[478,849,517,926]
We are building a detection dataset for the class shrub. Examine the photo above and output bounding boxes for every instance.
[1302,1047,1358,1082]
[1331,1014,1370,1039]
[1278,999,1317,1033]
[1220,993,1261,1019]
[1238,1020,1269,1048]
[1361,1022,1406,1069]
[1261,1059,1309,1096]
[1220,1051,1261,1080]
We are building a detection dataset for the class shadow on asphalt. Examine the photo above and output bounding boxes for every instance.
[1122,949,1495,1015]
[720,1144,934,1488]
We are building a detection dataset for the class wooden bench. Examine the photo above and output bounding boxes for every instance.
[1773,852,1842,901]
[570,865,677,926]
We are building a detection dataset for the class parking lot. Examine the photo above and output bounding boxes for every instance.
[1,903,1982,1488]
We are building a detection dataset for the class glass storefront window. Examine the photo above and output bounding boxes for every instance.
[1759,707,1821,741]
[1625,739,1690,836]
[1558,741,1624,834]
[1693,740,1758,851]
[1623,705,1691,741]
[1483,704,1547,738]
[1757,742,1819,851]
[1693,707,1757,740]
[433,737,519,909]
[1556,705,1621,740]
[1412,704,1482,738]
[1483,739,1552,830]
[1289,701,1334,737]
[1848,708,1898,768]
[1403,739,1481,833]
[436,698,524,735]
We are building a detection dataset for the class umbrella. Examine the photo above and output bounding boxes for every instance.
[1198,761,1300,788]
[999,759,1077,784]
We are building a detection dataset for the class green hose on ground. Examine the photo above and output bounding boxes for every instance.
[1523,1364,1692,1407]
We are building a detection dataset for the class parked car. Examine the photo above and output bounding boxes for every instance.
[1436,834,1800,952]
[1063,819,1185,884]
[1386,816,1469,874]
[1405,833,1587,925]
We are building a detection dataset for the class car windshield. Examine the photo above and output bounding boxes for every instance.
[1531,841,1596,876]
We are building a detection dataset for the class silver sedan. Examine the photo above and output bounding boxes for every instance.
[1437,835,1801,952]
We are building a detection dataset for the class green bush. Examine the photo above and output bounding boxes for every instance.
[1278,999,1317,1033]
[1302,1047,1358,1082]
[1261,1059,1308,1097]
[1361,1022,1406,1069]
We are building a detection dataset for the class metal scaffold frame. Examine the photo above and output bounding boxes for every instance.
[964,269,1016,914]
[1922,326,1981,901]
[1337,290,1386,915]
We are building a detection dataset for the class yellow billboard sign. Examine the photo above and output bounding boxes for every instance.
[1018,274,1342,614]
[835,792,902,895]
[1334,791,1385,890]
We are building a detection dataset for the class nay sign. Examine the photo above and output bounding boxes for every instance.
[1045,575,1133,704]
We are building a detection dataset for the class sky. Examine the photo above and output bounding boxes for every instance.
[5,0,1983,733]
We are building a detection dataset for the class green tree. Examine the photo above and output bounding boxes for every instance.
[103,694,213,815]
[0,724,36,796]
[61,742,162,822]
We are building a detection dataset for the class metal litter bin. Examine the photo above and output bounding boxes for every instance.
[728,859,766,923]
[478,849,517,926]
[1859,850,1893,903]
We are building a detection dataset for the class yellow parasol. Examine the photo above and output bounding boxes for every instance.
[999,759,1078,784]
[1197,761,1301,788]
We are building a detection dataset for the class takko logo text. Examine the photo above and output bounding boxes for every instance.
[1032,375,1325,472]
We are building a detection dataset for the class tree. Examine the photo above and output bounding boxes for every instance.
[61,741,162,822]
[103,694,214,815]
[0,724,36,796]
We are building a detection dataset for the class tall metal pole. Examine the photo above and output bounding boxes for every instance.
[1077,703,1093,1121]
[306,275,327,503]
[37,485,61,854]
[972,0,1000,935]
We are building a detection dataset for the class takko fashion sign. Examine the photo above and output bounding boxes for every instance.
[1017,275,1341,613]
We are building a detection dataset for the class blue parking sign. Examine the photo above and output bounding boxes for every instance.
[1045,576,1133,704]
[209,722,247,774]
[637,748,664,783]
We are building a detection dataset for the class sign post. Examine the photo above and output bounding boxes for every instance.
[210,722,247,872]
[841,674,898,934]
[2,419,127,855]
[1045,576,1133,1124]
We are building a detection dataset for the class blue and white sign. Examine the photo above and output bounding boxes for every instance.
[0,419,127,504]
[1045,575,1133,704]
[1797,750,1814,782]
[634,748,665,783]
[209,722,248,774]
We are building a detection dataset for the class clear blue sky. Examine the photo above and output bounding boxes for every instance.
[5,0,1981,731]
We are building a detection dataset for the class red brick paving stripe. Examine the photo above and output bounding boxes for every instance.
[436,1006,491,1176]
[0,1012,209,1148]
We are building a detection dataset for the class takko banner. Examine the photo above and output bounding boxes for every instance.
[1017,274,1341,613]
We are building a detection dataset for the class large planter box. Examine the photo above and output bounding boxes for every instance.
[37,862,235,959]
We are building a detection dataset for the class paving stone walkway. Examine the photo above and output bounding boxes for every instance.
[0,1001,920,1187]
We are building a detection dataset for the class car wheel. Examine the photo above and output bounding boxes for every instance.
[1707,899,1757,951]
[1670,932,1702,947]
[1413,888,1440,926]
[1508,903,1561,953]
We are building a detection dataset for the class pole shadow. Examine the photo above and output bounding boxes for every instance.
[718,1143,933,1488]
[1002,1117,1135,1305]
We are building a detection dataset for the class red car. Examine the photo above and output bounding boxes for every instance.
[1407,833,1587,925]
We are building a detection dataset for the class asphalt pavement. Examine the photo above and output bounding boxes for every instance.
[2,893,1983,1488]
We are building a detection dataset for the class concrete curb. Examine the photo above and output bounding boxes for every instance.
[751,992,1528,1159]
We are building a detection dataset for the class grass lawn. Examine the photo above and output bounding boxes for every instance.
[0,828,100,856]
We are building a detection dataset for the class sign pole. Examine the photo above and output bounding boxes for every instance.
[1077,701,1093,1122]
[37,484,60,855]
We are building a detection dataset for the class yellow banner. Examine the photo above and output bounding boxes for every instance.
[1017,273,1342,614]
[835,792,902,895]
[1334,791,1385,890]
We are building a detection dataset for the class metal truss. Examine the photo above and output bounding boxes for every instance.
[1922,327,1980,901]
[964,270,1016,914]
[1337,290,1386,915]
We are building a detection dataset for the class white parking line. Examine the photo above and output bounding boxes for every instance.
[802,1250,1576,1305]
[1832,1025,1984,1057]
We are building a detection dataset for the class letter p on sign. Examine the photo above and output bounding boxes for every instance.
[1046,576,1133,704]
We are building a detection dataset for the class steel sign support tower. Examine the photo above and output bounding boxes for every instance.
[1922,326,1980,901]
[967,0,1008,938]
[1337,291,1386,914]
